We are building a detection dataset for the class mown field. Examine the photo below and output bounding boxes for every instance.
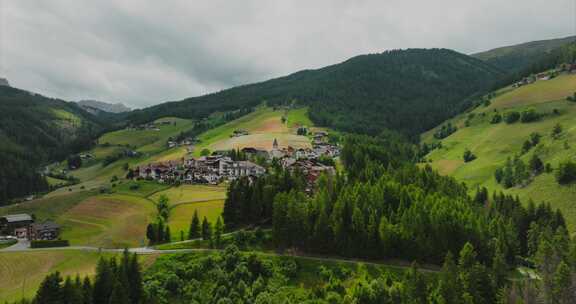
[58,194,156,248]
[149,185,227,241]
[424,73,576,232]
[0,250,158,303]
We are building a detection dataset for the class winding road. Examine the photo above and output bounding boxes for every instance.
[0,239,441,273]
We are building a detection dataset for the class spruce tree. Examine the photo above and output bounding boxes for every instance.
[34,272,63,304]
[201,217,212,241]
[188,210,200,239]
[92,258,114,304]
[127,254,143,304]
[82,277,93,304]
[214,217,225,247]
[108,279,130,304]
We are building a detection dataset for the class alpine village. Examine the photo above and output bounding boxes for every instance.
[1,4,576,304]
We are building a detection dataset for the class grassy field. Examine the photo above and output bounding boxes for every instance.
[150,184,226,206]
[99,117,194,154]
[0,251,158,303]
[0,191,96,221]
[149,185,227,240]
[485,74,576,110]
[167,200,225,241]
[423,73,576,232]
[193,107,312,156]
[58,194,156,248]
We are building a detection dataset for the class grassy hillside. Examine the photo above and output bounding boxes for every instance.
[472,36,576,73]
[128,49,503,137]
[0,251,157,303]
[150,185,227,241]
[423,73,576,231]
[193,107,312,156]
[58,194,156,248]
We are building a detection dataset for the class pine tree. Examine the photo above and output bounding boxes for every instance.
[127,254,143,304]
[62,276,83,304]
[201,217,212,241]
[82,277,92,304]
[92,258,114,304]
[552,261,572,304]
[35,272,64,304]
[438,252,460,303]
[188,210,200,239]
[108,279,130,304]
[214,217,225,247]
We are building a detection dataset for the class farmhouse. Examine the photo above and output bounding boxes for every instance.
[0,214,61,240]
[28,221,60,241]
[0,214,33,238]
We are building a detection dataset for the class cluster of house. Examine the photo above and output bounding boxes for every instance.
[134,132,340,191]
[0,214,60,241]
[133,156,266,184]
[167,137,198,149]
[231,129,249,137]
[127,120,176,131]
[513,63,576,88]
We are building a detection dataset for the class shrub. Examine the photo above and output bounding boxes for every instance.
[520,109,541,123]
[556,161,576,184]
[30,240,70,248]
[490,113,502,124]
[463,149,476,162]
[505,111,520,124]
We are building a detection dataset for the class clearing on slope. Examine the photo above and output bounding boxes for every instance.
[193,107,312,156]
[424,73,576,231]
[149,185,227,240]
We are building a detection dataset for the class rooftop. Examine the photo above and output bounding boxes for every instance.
[1,214,33,223]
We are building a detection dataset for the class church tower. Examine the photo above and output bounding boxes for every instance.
[273,138,278,150]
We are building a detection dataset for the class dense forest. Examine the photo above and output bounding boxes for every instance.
[0,86,112,204]
[127,49,503,138]
[472,35,575,73]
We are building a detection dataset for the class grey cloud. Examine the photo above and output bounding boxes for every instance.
[1,0,574,108]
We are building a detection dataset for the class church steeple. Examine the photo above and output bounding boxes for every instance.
[273,138,278,150]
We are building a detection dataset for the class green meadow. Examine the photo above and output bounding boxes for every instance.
[424,73,576,232]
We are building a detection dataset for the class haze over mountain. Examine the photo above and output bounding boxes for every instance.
[77,100,131,114]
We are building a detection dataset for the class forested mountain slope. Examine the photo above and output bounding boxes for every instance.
[473,36,576,73]
[128,49,504,137]
[0,86,107,203]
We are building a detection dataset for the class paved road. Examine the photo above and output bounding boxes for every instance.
[0,239,440,273]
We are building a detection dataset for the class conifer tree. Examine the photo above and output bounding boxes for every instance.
[35,272,64,304]
[108,279,130,304]
[214,217,225,247]
[201,216,212,241]
[188,210,200,239]
[93,258,114,304]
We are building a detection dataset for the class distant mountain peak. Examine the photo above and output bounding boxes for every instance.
[0,77,10,87]
[77,99,130,114]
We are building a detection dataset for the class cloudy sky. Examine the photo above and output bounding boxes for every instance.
[1,0,574,108]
